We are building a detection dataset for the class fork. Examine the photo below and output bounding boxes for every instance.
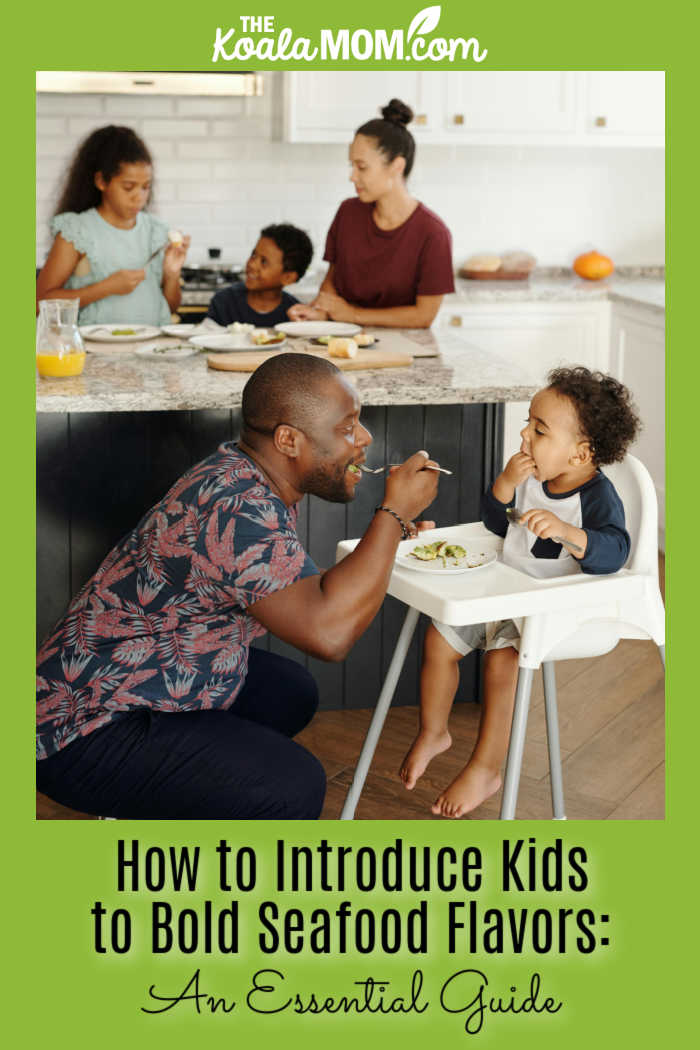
[144,242,168,267]
[359,463,453,476]
[506,506,584,553]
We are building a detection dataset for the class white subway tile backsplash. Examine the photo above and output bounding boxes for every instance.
[176,139,237,160]
[211,203,266,223]
[212,119,268,139]
[175,97,246,117]
[36,92,665,267]
[160,204,213,226]
[36,156,70,180]
[152,182,177,204]
[37,94,105,116]
[103,96,175,117]
[36,117,67,136]
[68,117,126,138]
[158,161,211,182]
[143,119,208,139]
[36,137,72,159]
[149,141,177,160]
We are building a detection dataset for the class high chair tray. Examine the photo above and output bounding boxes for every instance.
[336,522,643,627]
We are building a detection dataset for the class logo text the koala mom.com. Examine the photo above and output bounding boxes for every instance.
[212,7,487,64]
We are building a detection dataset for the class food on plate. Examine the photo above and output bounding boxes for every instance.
[111,328,137,336]
[328,337,358,359]
[462,253,502,272]
[354,333,374,348]
[227,322,255,334]
[168,229,184,245]
[573,250,614,280]
[251,329,285,346]
[500,251,537,274]
[408,540,471,568]
[153,344,195,354]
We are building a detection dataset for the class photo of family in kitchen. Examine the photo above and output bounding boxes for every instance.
[35,71,665,822]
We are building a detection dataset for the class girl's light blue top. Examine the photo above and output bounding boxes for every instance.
[51,208,172,325]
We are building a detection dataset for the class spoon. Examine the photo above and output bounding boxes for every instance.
[359,463,453,476]
[505,506,584,553]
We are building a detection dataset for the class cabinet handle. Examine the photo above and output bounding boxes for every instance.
[415,114,428,126]
[594,115,607,128]
[449,315,463,327]
[453,114,465,125]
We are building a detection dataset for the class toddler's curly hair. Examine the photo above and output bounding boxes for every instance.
[546,366,641,466]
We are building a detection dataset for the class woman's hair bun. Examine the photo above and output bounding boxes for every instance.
[381,98,414,127]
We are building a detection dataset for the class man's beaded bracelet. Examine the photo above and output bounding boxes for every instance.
[374,505,410,540]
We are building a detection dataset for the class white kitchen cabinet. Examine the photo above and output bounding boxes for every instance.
[582,72,665,144]
[438,300,611,460]
[608,302,665,546]
[283,72,440,143]
[441,72,578,141]
[282,72,663,147]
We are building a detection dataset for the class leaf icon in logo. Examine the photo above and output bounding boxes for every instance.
[407,5,442,41]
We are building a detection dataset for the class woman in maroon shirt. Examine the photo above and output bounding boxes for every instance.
[289,99,454,329]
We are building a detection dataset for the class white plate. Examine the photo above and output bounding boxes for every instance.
[395,540,497,575]
[80,324,161,343]
[190,333,287,353]
[274,321,362,338]
[134,343,199,361]
[160,324,199,337]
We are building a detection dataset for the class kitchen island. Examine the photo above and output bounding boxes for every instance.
[37,274,664,710]
[37,326,544,712]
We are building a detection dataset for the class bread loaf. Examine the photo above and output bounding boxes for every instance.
[500,251,536,273]
[463,254,502,273]
[328,337,358,359]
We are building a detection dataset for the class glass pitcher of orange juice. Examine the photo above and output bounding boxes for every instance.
[36,299,86,377]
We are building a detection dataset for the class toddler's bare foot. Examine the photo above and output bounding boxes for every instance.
[399,729,451,789]
[431,763,501,818]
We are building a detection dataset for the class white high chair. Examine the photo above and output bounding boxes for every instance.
[336,454,665,821]
[500,454,665,819]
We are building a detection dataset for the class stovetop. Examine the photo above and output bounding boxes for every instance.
[181,263,244,290]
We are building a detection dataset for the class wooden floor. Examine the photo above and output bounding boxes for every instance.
[37,558,665,822]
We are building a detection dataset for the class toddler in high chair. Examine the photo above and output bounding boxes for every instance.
[399,366,641,818]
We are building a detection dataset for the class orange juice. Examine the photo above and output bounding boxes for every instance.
[36,351,86,377]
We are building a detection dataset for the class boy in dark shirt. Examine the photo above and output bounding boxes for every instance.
[207,223,313,327]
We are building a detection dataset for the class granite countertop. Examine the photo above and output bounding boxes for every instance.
[286,268,665,314]
[37,329,541,414]
[37,273,664,414]
[449,274,665,313]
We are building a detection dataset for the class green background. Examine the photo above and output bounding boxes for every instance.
[9,0,692,1045]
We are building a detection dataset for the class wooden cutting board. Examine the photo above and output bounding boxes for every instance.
[207,346,413,372]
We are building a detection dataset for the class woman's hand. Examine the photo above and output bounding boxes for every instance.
[315,290,357,323]
[105,269,146,296]
[163,235,190,277]
[287,302,329,322]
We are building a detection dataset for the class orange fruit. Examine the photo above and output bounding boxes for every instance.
[573,250,614,280]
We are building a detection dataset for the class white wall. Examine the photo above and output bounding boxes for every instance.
[36,76,665,274]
